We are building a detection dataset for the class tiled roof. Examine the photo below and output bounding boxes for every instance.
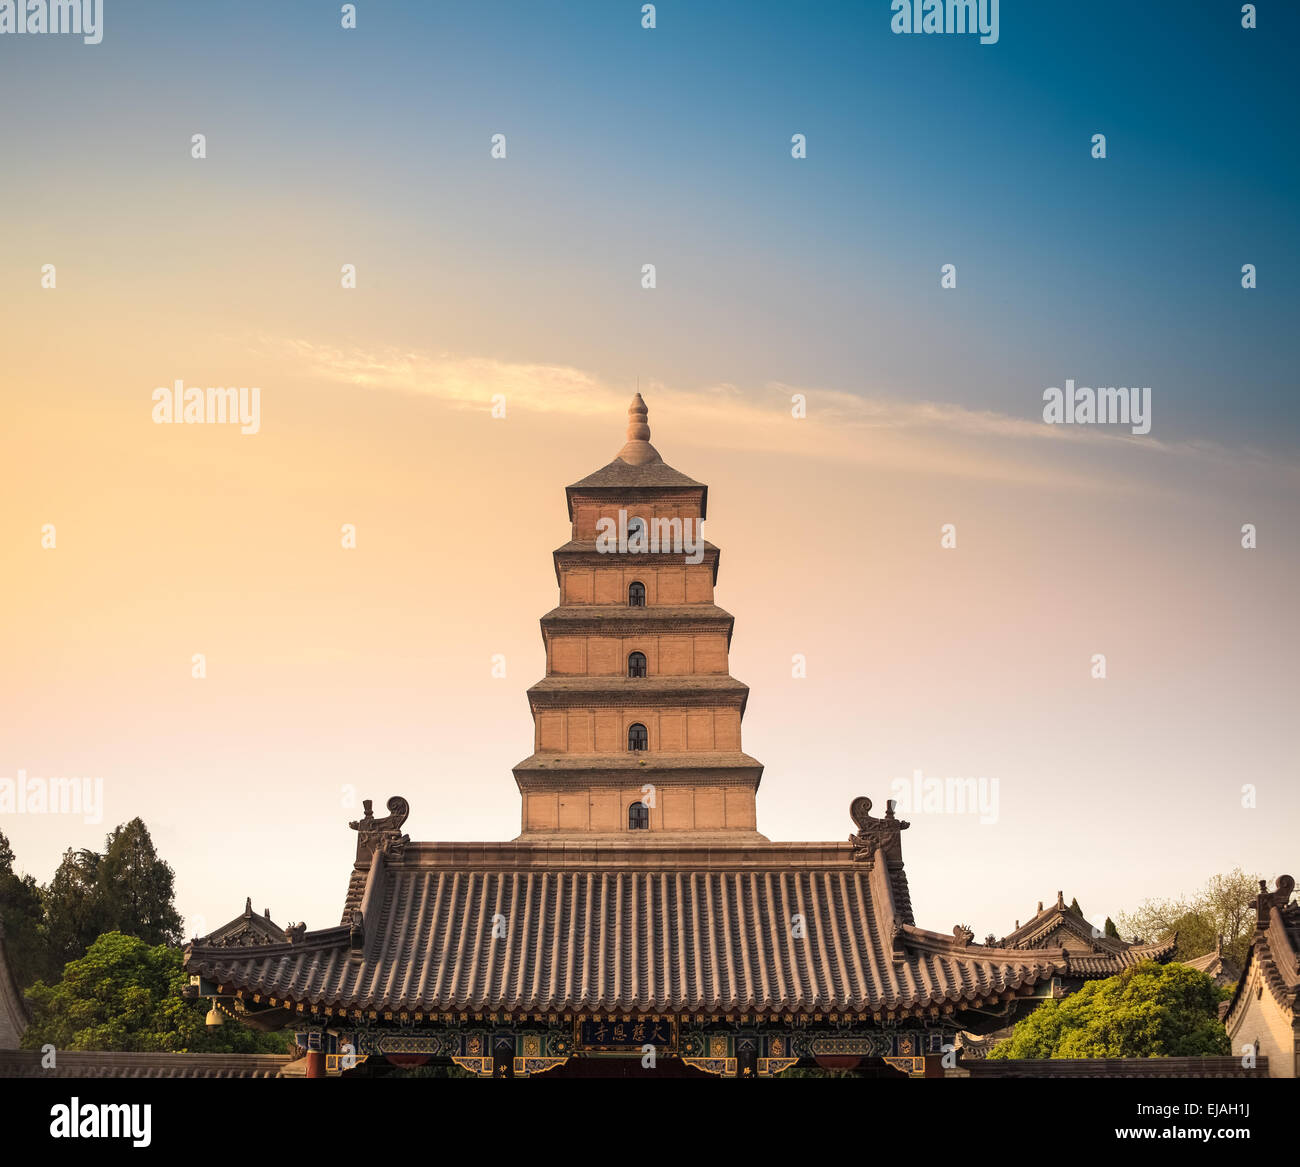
[1182,949,1241,986]
[526,675,749,699]
[1224,876,1299,1027]
[540,604,733,628]
[1061,939,1177,977]
[195,897,288,948]
[996,893,1176,977]
[513,750,763,775]
[185,842,1062,1020]
[539,606,736,650]
[999,898,1120,951]
[1183,951,1221,975]
[567,457,704,492]
[563,394,708,517]
[564,458,707,522]
[553,537,718,552]
[550,542,722,585]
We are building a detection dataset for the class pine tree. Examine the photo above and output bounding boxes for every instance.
[93,819,184,948]
[42,848,105,973]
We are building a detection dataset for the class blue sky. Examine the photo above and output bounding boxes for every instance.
[4,0,1296,450]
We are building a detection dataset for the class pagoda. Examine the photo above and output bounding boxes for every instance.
[513,393,763,838]
[184,396,1081,1078]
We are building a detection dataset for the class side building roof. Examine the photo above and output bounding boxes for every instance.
[193,897,288,949]
[994,889,1176,979]
[1181,936,1242,987]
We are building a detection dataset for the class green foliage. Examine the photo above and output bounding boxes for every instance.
[21,932,288,1054]
[988,961,1229,1059]
[1118,868,1259,967]
[0,830,50,988]
[42,848,104,974]
[1164,910,1221,963]
[1068,897,1082,917]
[6,818,186,985]
[1103,916,1120,939]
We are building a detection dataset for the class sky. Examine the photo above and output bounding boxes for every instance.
[1,1,1297,943]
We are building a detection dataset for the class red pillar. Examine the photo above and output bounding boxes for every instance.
[305,1050,326,1078]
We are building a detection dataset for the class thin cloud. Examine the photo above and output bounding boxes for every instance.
[261,338,1299,493]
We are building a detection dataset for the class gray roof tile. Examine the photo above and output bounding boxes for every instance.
[186,846,1062,1018]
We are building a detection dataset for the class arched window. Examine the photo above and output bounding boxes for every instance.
[628,581,645,607]
[627,723,648,751]
[628,802,649,830]
[627,651,647,678]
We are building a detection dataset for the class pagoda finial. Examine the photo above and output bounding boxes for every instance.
[617,392,661,466]
[627,392,650,442]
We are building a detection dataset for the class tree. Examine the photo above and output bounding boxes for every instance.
[0,830,50,989]
[1119,868,1260,966]
[1068,897,1082,917]
[988,961,1229,1059]
[21,932,288,1054]
[94,819,183,947]
[1163,909,1219,963]
[1103,917,1120,939]
[42,848,105,973]
[41,819,184,975]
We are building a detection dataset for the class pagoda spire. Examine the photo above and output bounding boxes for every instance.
[627,392,650,441]
[617,392,660,466]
